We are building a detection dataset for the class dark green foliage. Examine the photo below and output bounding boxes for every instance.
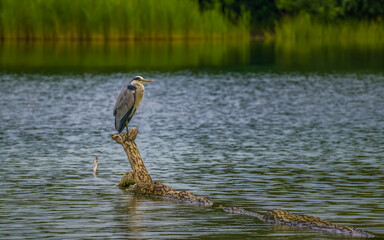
[276,0,343,20]
[276,0,384,21]
[198,0,384,34]
[342,0,384,20]
[199,0,278,29]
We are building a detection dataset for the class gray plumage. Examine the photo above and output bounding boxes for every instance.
[113,76,154,133]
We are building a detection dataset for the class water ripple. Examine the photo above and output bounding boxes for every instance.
[0,72,383,239]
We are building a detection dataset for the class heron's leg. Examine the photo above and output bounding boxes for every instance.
[126,122,129,133]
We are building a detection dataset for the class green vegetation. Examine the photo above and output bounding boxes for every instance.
[275,14,384,44]
[275,0,384,21]
[0,0,383,41]
[273,0,384,42]
[0,0,250,41]
[212,0,384,42]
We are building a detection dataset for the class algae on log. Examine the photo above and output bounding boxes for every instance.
[111,128,212,206]
[118,171,135,187]
[111,128,374,238]
[222,207,374,238]
[263,209,374,238]
[111,128,152,185]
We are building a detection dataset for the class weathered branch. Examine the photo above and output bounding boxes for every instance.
[222,207,374,238]
[111,128,374,238]
[118,171,135,187]
[93,156,98,176]
[111,128,212,206]
[111,128,152,186]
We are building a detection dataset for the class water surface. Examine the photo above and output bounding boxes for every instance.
[1,40,383,72]
[0,41,383,239]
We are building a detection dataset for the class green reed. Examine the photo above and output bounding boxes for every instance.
[275,14,384,45]
[0,0,250,41]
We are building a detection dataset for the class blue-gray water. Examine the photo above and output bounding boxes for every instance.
[1,42,384,239]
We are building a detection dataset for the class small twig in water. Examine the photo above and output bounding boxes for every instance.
[93,156,98,176]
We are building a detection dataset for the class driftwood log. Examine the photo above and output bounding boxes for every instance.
[111,128,374,238]
[111,128,212,206]
[222,207,374,238]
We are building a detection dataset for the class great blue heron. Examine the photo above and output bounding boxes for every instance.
[113,76,154,133]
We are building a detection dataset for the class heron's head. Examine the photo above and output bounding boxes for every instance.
[131,76,154,85]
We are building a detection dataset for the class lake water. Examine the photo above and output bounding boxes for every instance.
[0,41,383,239]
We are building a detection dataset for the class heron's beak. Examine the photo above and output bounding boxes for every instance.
[142,79,154,83]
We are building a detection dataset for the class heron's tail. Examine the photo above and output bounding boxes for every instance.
[115,118,120,133]
[115,113,131,133]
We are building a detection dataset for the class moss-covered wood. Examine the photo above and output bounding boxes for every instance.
[222,207,374,238]
[111,128,374,238]
[118,171,135,187]
[111,128,212,206]
[111,128,152,186]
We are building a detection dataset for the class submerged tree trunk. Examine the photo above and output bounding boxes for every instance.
[111,128,212,206]
[111,128,152,186]
[110,128,374,238]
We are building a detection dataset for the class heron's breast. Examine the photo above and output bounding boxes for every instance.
[134,86,144,106]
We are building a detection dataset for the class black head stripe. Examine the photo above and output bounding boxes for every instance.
[132,76,143,81]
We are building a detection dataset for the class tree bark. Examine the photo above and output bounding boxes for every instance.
[111,128,152,186]
[111,128,374,238]
[222,207,374,238]
[111,128,212,206]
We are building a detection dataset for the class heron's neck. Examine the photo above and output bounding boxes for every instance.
[131,80,144,89]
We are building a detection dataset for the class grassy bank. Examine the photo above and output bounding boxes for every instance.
[0,0,250,41]
[274,14,384,44]
[0,0,383,42]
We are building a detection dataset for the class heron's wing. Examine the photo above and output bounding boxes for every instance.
[113,85,136,132]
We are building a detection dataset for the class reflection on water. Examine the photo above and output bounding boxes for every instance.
[0,70,383,239]
[274,39,384,72]
[0,41,251,72]
[0,40,384,72]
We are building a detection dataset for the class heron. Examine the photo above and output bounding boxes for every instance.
[113,76,154,133]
